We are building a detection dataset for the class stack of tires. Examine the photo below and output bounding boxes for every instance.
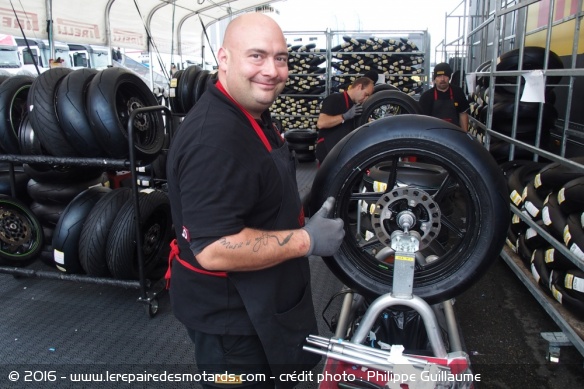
[469,47,564,162]
[503,158,584,317]
[168,65,216,114]
[284,129,317,163]
[0,68,171,280]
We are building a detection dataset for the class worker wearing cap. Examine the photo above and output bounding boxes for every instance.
[419,62,470,131]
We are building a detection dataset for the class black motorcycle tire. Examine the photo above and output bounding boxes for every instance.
[310,115,509,303]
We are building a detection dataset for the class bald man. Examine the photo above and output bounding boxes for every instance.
[165,13,343,387]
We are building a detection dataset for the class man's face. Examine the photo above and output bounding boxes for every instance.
[434,74,450,92]
[354,83,375,104]
[218,24,288,118]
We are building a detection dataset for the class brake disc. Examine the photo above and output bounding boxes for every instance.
[370,186,441,250]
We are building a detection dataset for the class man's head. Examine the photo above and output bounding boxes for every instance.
[433,62,452,92]
[217,13,288,118]
[348,77,375,104]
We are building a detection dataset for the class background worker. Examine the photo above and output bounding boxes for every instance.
[419,62,470,131]
[165,13,344,388]
[315,77,375,163]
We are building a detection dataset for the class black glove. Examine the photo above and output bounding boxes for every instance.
[342,104,363,121]
[303,197,345,257]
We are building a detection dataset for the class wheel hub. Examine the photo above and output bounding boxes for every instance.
[127,97,150,131]
[0,210,32,249]
[370,186,441,249]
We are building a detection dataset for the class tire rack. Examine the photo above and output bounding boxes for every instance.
[438,0,584,361]
[0,105,172,318]
[273,30,430,131]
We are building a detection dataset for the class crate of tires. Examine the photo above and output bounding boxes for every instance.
[503,157,584,317]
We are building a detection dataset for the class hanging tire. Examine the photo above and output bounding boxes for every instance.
[106,190,173,280]
[56,68,104,157]
[0,75,35,154]
[29,201,67,228]
[78,187,133,276]
[309,114,509,303]
[506,161,547,208]
[169,69,184,113]
[541,192,567,241]
[27,67,79,157]
[18,113,44,156]
[0,194,43,267]
[534,157,584,194]
[544,247,580,271]
[496,46,564,90]
[52,186,112,273]
[86,67,165,164]
[356,90,422,127]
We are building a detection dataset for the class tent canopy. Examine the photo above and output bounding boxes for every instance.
[0,0,282,57]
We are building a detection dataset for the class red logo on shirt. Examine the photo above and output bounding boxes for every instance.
[298,208,305,227]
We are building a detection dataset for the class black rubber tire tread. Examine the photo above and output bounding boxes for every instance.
[550,282,584,317]
[541,192,567,241]
[27,67,78,156]
[0,194,43,266]
[523,223,549,251]
[288,142,314,152]
[562,269,584,301]
[356,90,422,127]
[373,84,400,94]
[522,180,549,219]
[530,248,552,294]
[52,186,112,274]
[22,164,106,184]
[169,69,184,113]
[86,67,165,162]
[310,114,509,303]
[56,68,104,157]
[516,234,533,266]
[544,247,579,270]
[0,75,35,154]
[284,129,318,143]
[564,213,584,263]
[0,171,30,201]
[28,201,67,227]
[78,187,133,276]
[295,150,316,163]
[535,157,584,193]
[192,70,210,107]
[106,190,172,280]
[18,113,44,155]
[26,174,107,205]
[558,177,584,215]
[496,46,564,86]
[177,65,201,114]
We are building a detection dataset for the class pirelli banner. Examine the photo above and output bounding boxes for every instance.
[0,0,148,51]
[526,0,584,56]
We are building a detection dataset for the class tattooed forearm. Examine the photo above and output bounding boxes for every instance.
[253,232,294,252]
[218,238,244,250]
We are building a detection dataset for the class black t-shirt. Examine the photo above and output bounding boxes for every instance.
[166,83,285,334]
[418,84,470,116]
[318,91,356,147]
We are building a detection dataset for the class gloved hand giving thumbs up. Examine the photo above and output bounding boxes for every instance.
[342,104,363,121]
[303,197,345,257]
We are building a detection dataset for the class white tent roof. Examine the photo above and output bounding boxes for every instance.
[0,0,282,56]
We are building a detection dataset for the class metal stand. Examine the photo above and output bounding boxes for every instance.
[305,218,472,388]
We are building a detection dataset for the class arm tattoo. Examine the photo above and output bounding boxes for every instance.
[253,232,293,252]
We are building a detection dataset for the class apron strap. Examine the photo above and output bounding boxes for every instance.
[166,239,228,289]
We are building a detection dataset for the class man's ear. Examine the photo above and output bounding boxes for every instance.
[217,47,228,69]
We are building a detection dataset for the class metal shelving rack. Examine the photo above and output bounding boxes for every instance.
[273,29,430,130]
[0,106,172,317]
[439,0,584,361]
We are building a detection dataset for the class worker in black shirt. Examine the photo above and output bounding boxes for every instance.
[315,77,375,163]
[419,62,470,131]
[165,13,344,388]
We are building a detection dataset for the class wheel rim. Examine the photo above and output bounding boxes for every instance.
[0,206,38,256]
[335,149,479,290]
[116,85,161,153]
